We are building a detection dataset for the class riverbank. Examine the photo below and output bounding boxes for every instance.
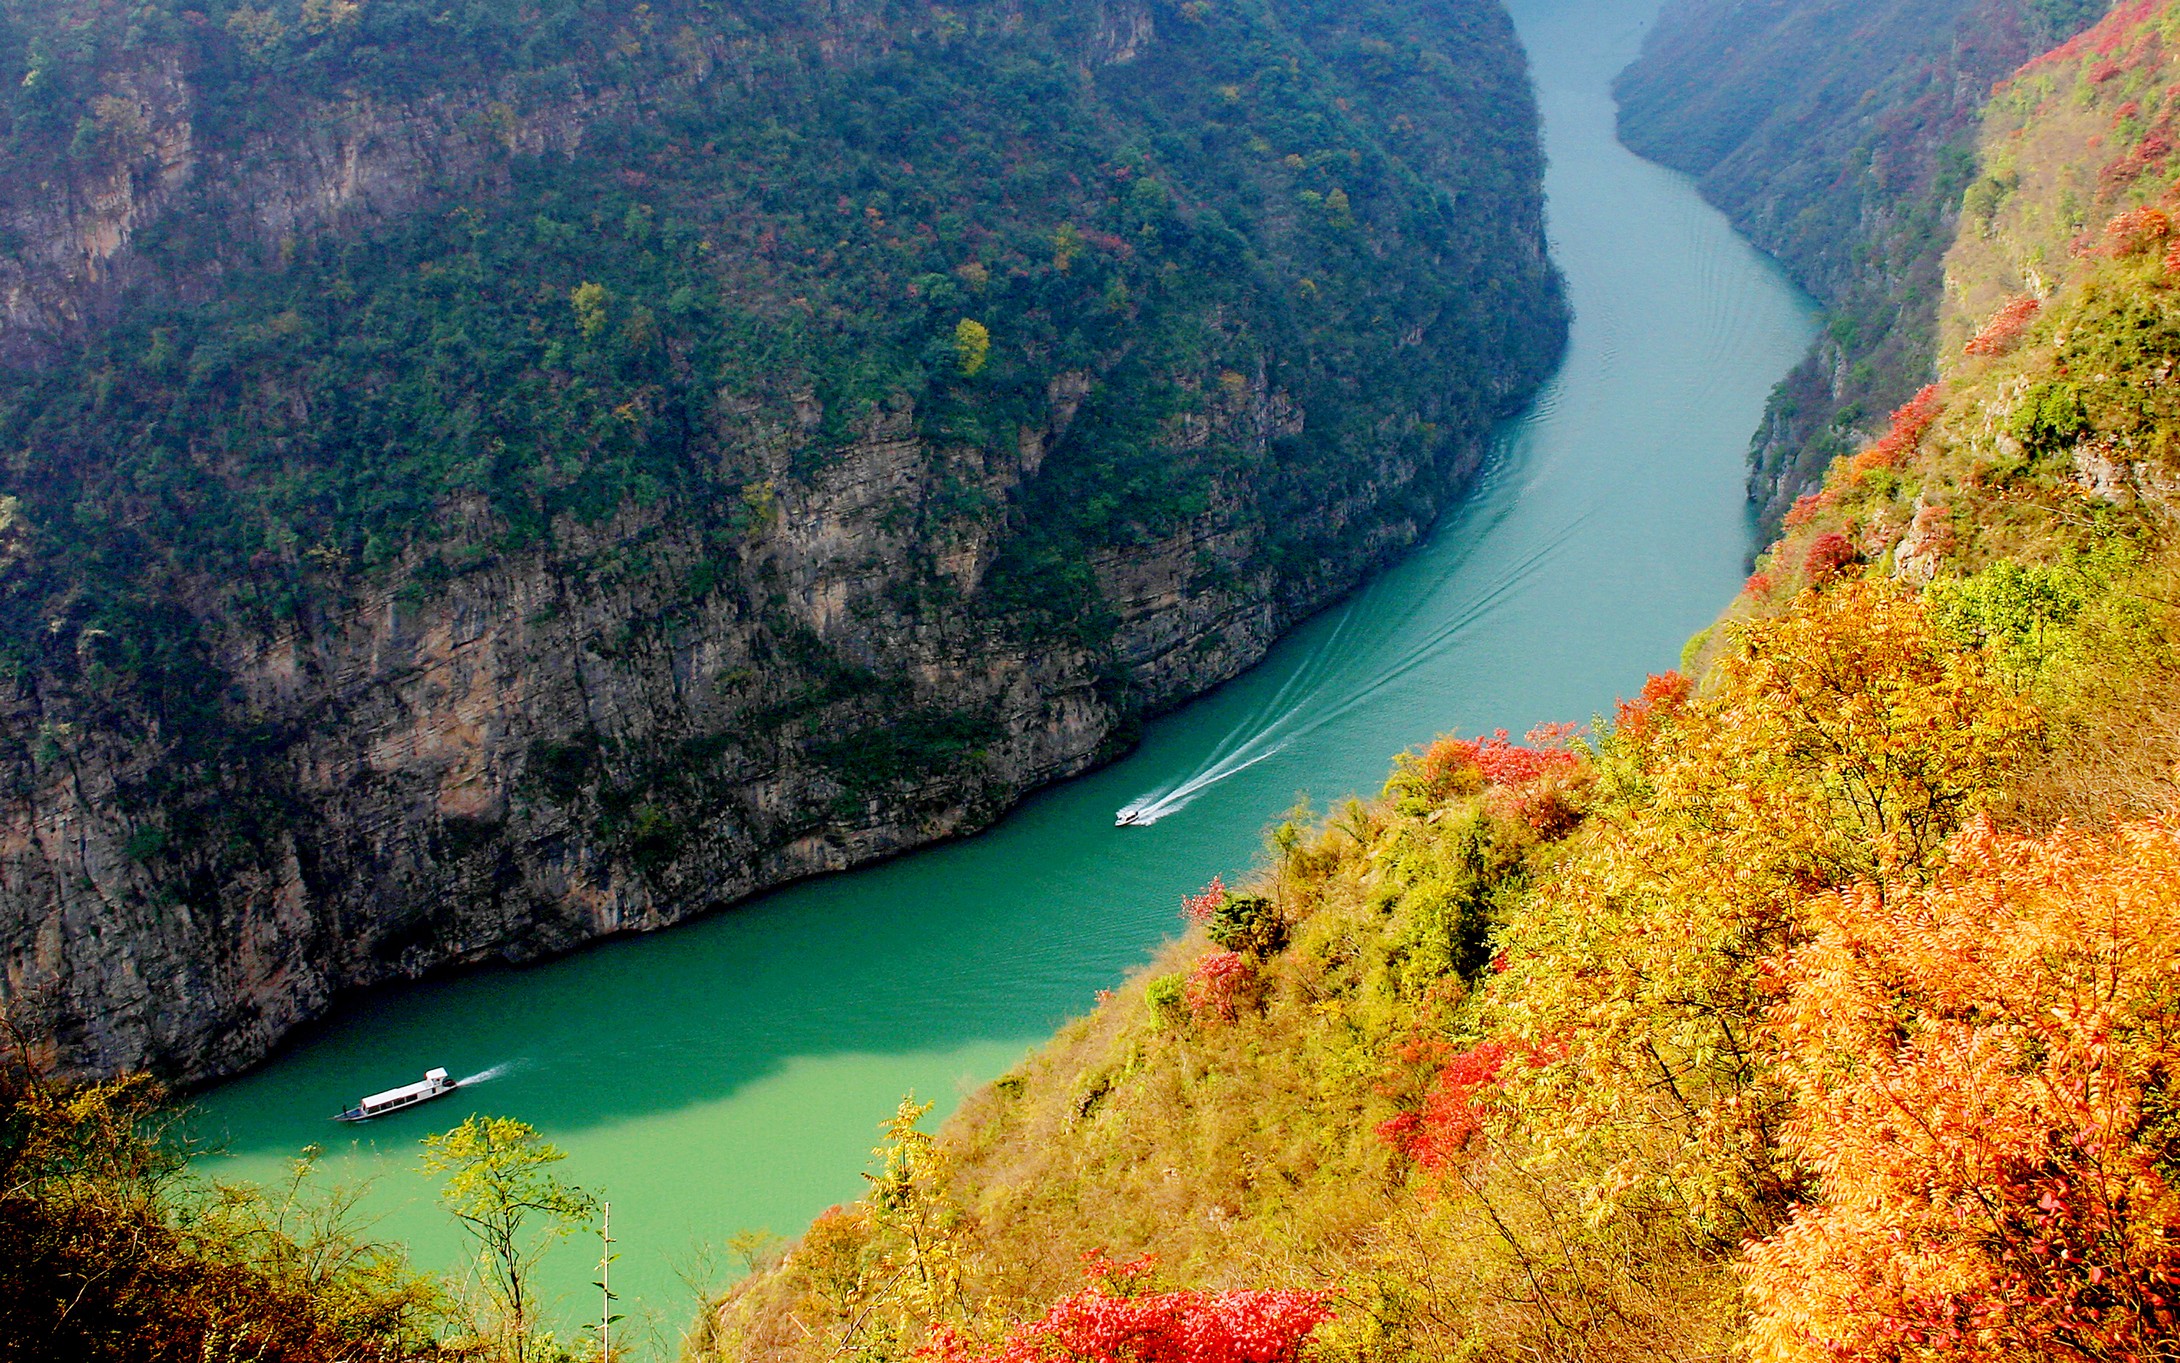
[190,0,1816,1338]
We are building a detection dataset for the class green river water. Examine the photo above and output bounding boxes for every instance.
[192,0,1819,1349]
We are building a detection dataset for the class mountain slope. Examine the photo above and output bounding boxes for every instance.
[0,0,1564,1081]
[699,7,2180,1360]
[1615,0,2105,530]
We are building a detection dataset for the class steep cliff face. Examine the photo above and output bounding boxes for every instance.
[1615,0,2106,531]
[703,13,2180,1361]
[0,0,1563,1081]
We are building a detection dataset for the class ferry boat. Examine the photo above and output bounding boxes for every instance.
[335,1067,458,1122]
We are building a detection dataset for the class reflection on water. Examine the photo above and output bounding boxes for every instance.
[192,0,1818,1344]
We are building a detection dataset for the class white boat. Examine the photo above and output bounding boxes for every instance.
[1115,808,1144,827]
[335,1067,458,1122]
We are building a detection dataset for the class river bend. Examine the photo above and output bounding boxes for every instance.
[196,0,1819,1342]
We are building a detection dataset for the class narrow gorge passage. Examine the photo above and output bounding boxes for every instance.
[192,0,1818,1336]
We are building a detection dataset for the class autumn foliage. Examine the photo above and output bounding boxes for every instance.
[1184,952,1253,1023]
[1401,726,1589,834]
[1784,488,1838,527]
[0,1063,439,1363]
[1965,297,2041,356]
[925,1257,1332,1363]
[1802,531,1860,580]
[1375,1040,1511,1171]
[1612,671,1692,742]
[1179,877,1227,925]
[1745,816,2180,1363]
[2103,205,2172,256]
[1850,384,1944,476]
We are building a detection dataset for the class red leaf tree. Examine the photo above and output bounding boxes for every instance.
[927,1256,1333,1363]
[1743,816,2180,1363]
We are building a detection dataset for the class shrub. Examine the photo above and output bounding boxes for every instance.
[1612,671,1692,743]
[1180,877,1226,924]
[2008,381,2090,454]
[0,1061,440,1362]
[2102,204,2171,255]
[1205,893,1285,958]
[927,1256,1333,1363]
[1964,296,2041,356]
[1144,974,1188,1027]
[1849,384,1944,476]
[1744,816,2180,1363]
[1802,532,1859,581]
[1185,952,1254,1023]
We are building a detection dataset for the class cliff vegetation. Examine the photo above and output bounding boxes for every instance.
[0,0,1565,1082]
[1616,0,2107,530]
[20,4,2180,1362]
[691,6,2180,1359]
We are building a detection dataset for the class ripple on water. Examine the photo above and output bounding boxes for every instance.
[192,0,1820,1331]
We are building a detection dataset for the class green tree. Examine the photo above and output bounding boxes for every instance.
[420,1116,596,1363]
[570,282,610,342]
[952,319,991,377]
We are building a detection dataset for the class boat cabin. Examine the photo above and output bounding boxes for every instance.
[337,1067,457,1122]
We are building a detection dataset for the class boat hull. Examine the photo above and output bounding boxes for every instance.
[334,1076,460,1122]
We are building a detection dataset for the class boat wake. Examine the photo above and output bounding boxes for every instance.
[458,1062,514,1087]
[1113,500,1599,828]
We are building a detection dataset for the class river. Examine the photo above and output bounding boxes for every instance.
[192,0,1818,1350]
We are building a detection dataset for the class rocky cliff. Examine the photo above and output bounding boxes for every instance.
[0,0,1563,1081]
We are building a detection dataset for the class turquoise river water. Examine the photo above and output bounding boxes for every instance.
[193,0,1819,1350]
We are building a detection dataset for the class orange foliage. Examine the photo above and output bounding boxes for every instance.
[1744,816,2180,1363]
[1404,734,1488,804]
[1851,385,1945,477]
[1612,671,1692,742]
[1488,583,2040,1246]
[2103,205,2172,257]
[1785,489,1838,528]
[1401,726,1589,832]
[1965,298,2041,357]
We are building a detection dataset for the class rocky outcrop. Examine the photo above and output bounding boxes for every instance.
[0,0,1560,1083]
[2,360,1491,1082]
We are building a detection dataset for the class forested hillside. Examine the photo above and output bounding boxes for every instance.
[0,0,1564,1082]
[1617,0,2105,529]
[695,5,2180,1359]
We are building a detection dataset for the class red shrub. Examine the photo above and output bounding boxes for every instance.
[1964,298,2040,357]
[1185,951,1253,1022]
[1613,671,1694,742]
[1783,489,1836,528]
[1803,532,1860,582]
[2103,205,2172,256]
[1180,877,1226,925]
[1851,384,1944,476]
[1376,1040,1510,1169]
[927,1279,1332,1363]
[1403,727,1588,832]
[1743,571,1775,599]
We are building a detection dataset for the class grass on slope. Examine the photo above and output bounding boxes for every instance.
[696,11,2180,1357]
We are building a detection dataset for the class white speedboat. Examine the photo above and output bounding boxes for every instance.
[335,1067,458,1122]
[1115,808,1144,827]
